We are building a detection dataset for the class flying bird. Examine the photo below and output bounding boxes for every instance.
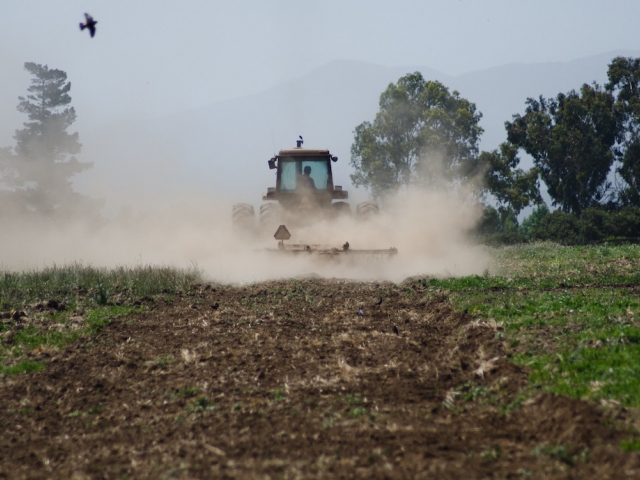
[80,13,97,38]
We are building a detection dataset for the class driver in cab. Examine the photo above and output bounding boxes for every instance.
[296,165,316,192]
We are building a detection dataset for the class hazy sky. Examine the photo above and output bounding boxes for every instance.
[2,0,639,135]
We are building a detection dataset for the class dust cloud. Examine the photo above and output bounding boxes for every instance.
[0,185,489,283]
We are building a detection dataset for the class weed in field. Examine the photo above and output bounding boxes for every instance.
[0,360,45,375]
[453,382,488,402]
[480,445,500,461]
[155,355,174,368]
[620,439,640,451]
[175,387,199,398]
[86,305,144,334]
[187,397,215,413]
[530,444,587,465]
[344,393,362,404]
[273,388,285,402]
[322,412,341,428]
[348,407,367,418]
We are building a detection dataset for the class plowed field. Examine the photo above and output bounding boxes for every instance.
[1,279,638,479]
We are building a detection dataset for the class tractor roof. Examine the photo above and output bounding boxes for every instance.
[278,148,330,157]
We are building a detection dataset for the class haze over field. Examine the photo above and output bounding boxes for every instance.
[1,1,639,279]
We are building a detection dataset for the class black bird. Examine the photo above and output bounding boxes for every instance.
[358,306,365,316]
[80,13,97,38]
[392,325,399,335]
[375,297,383,306]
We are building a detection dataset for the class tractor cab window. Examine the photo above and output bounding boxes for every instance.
[301,160,329,190]
[280,161,298,191]
[279,157,330,192]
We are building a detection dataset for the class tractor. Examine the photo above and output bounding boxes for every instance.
[232,138,379,233]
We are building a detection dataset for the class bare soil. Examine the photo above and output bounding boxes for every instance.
[0,279,638,479]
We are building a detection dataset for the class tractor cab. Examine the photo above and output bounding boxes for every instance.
[262,142,348,209]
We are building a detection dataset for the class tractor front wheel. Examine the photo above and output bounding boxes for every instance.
[332,201,351,217]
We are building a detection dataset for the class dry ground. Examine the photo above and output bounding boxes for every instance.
[1,279,639,479]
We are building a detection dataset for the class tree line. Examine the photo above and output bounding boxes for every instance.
[350,56,640,244]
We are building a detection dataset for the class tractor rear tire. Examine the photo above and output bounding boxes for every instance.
[259,203,281,231]
[232,203,255,231]
[356,201,380,220]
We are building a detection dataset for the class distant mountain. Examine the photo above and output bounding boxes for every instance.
[77,50,640,212]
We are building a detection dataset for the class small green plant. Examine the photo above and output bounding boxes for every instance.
[95,284,108,306]
[187,397,215,413]
[348,407,367,418]
[621,439,640,452]
[175,387,199,398]
[155,355,173,368]
[345,393,362,404]
[273,388,285,402]
[532,444,574,465]
[480,445,501,461]
[322,412,341,428]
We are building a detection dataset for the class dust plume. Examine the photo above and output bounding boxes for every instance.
[0,184,489,283]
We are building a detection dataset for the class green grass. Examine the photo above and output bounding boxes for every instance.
[411,242,640,408]
[0,305,144,375]
[0,360,45,376]
[621,438,640,452]
[0,263,203,376]
[0,263,202,311]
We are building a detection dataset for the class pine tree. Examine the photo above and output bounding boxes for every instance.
[5,62,95,216]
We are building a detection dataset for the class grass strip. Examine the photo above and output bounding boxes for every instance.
[411,242,640,407]
[0,263,203,375]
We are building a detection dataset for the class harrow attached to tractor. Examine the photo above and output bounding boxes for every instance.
[268,224,398,260]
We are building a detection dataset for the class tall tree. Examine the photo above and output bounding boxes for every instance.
[506,84,619,214]
[4,62,93,215]
[350,72,484,198]
[606,56,640,206]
